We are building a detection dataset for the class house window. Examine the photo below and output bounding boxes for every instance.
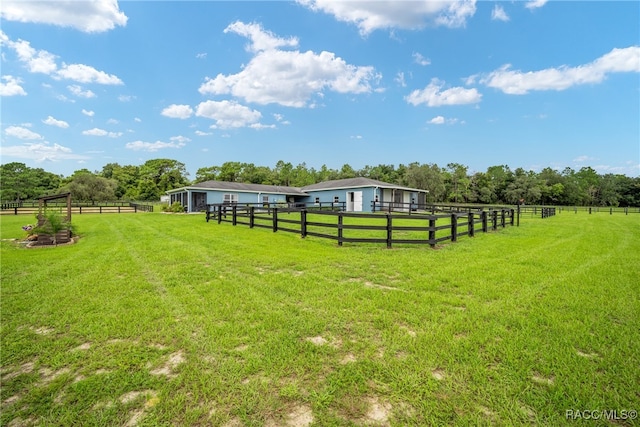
[333,196,340,203]
[374,194,379,202]
[223,193,238,205]
[314,197,320,205]
[262,195,269,204]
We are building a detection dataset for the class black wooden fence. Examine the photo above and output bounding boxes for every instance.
[0,201,153,215]
[206,204,515,248]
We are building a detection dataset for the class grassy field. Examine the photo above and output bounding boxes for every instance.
[1,211,639,426]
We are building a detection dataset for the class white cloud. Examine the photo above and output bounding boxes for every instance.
[199,22,379,107]
[395,72,407,87]
[82,128,122,138]
[170,135,191,144]
[525,0,548,10]
[161,104,194,119]
[107,119,119,125]
[195,100,262,129]
[477,46,640,94]
[573,155,595,163]
[118,94,134,102]
[413,52,431,66]
[0,141,88,162]
[0,75,26,96]
[428,115,460,125]
[57,63,123,85]
[195,130,212,136]
[224,21,298,52]
[196,53,207,59]
[4,125,43,140]
[134,117,142,122]
[125,140,186,152]
[1,0,128,33]
[297,0,477,35]
[491,5,510,22]
[82,109,95,117]
[68,84,96,98]
[8,38,58,73]
[43,116,69,128]
[1,32,123,85]
[405,78,482,107]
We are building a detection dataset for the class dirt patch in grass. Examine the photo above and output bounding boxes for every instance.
[399,325,416,337]
[531,374,554,386]
[431,369,445,381]
[150,350,185,378]
[2,362,35,381]
[306,336,327,346]
[340,353,357,364]
[72,342,91,351]
[576,349,599,359]
[364,396,392,425]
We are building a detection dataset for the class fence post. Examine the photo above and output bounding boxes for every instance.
[337,213,343,246]
[510,209,515,226]
[249,206,255,228]
[482,211,488,233]
[492,210,498,230]
[386,214,393,248]
[232,205,237,225]
[218,206,223,224]
[501,209,506,228]
[118,206,121,213]
[100,206,102,214]
[272,207,278,232]
[429,217,436,247]
[451,213,458,242]
[300,209,307,238]
[468,212,474,237]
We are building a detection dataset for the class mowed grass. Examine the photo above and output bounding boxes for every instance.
[1,211,638,426]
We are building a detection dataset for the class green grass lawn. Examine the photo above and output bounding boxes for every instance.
[1,211,639,426]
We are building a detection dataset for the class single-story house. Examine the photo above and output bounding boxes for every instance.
[167,177,427,213]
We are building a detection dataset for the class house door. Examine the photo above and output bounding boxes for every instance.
[346,191,363,212]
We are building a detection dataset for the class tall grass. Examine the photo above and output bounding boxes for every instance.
[1,212,639,426]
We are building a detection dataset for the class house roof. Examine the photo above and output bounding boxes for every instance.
[301,177,426,193]
[168,177,426,195]
[170,180,308,196]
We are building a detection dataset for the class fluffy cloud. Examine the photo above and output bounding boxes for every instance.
[0,75,26,96]
[82,109,95,117]
[1,31,123,85]
[199,22,378,107]
[0,141,87,162]
[195,100,263,129]
[161,104,194,119]
[1,0,128,33]
[525,0,548,10]
[125,140,186,152]
[413,52,431,66]
[428,115,461,125]
[82,128,122,138]
[491,5,509,22]
[475,46,640,94]
[297,0,476,35]
[68,85,96,98]
[43,116,69,128]
[4,125,43,140]
[405,78,482,107]
[224,21,298,53]
[57,64,123,85]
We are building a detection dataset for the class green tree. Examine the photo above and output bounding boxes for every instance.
[61,170,117,203]
[0,162,62,201]
[504,168,542,204]
[445,163,470,203]
[137,159,189,201]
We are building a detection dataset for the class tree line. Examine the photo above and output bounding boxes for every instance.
[1,159,639,207]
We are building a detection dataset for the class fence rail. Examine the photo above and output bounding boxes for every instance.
[206,204,514,248]
[0,201,153,215]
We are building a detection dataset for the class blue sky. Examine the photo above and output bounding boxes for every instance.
[1,0,639,179]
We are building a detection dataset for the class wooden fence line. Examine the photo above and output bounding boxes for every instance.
[0,201,153,215]
[206,204,514,248]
